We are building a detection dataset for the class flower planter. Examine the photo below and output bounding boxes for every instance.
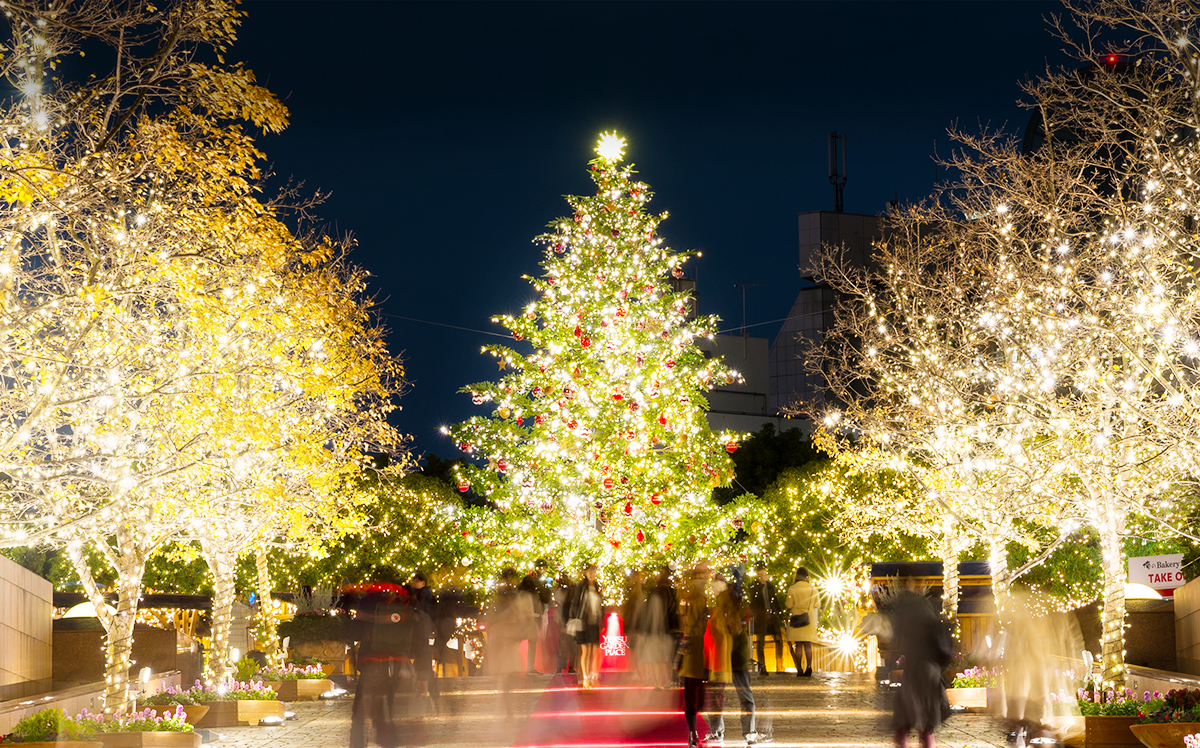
[6,743,104,748]
[1069,716,1140,747]
[946,687,988,709]
[261,679,333,701]
[1129,722,1200,748]
[94,734,201,748]
[193,700,286,728]
[140,706,209,726]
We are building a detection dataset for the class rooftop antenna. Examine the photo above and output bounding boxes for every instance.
[734,283,762,359]
[829,131,847,213]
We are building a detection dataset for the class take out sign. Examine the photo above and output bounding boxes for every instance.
[1128,554,1185,592]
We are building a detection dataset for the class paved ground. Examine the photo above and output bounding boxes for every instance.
[210,673,1011,748]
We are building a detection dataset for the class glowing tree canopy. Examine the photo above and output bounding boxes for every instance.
[447,133,744,578]
[803,0,1200,686]
[0,0,405,711]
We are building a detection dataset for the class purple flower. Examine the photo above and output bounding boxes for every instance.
[1078,688,1085,701]
[1145,691,1153,703]
[1107,690,1115,704]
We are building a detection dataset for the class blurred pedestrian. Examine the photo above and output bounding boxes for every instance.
[432,578,465,677]
[349,585,433,748]
[567,563,604,689]
[748,563,784,675]
[702,571,734,744]
[622,569,645,672]
[784,567,819,677]
[726,567,768,745]
[555,572,578,674]
[490,567,535,719]
[407,572,434,616]
[679,561,711,748]
[635,565,679,689]
[517,560,551,674]
[997,589,1083,747]
[889,585,952,748]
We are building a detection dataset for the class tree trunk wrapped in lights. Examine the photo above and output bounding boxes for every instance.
[202,540,239,684]
[447,133,752,582]
[940,525,962,627]
[65,530,151,715]
[254,546,282,667]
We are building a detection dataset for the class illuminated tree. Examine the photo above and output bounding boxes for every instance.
[0,0,405,710]
[447,133,744,585]
[803,0,1200,681]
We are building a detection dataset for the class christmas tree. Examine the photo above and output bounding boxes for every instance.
[447,133,745,578]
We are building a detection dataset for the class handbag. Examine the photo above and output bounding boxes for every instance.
[673,635,689,672]
[790,612,810,628]
[565,618,583,636]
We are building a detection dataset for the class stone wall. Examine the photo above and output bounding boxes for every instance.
[53,627,201,690]
[0,555,52,701]
[1176,576,1200,675]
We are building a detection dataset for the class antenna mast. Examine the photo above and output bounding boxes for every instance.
[829,131,847,213]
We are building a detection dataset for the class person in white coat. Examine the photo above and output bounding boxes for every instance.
[784,567,819,677]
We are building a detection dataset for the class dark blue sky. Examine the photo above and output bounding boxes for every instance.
[238,1,1066,461]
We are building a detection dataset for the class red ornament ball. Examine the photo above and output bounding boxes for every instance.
[650,493,663,505]
[581,337,592,348]
[726,440,738,453]
[497,459,508,472]
[603,477,614,490]
[457,480,469,493]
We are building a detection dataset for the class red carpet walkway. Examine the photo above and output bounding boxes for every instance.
[512,674,707,748]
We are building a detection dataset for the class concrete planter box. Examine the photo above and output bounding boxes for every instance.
[95,733,201,748]
[946,687,988,709]
[140,706,209,726]
[261,680,332,702]
[193,700,285,728]
[1129,723,1200,748]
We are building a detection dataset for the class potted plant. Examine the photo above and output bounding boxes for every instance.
[75,708,198,748]
[0,708,103,747]
[255,664,333,702]
[189,681,286,729]
[1070,688,1158,747]
[946,666,998,709]
[138,689,209,726]
[1131,688,1200,748]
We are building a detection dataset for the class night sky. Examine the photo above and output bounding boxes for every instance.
[236,1,1068,461]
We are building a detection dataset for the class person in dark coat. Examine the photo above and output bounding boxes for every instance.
[889,587,953,748]
[517,560,552,674]
[349,586,433,748]
[555,573,578,674]
[678,561,710,748]
[748,563,784,675]
[567,563,603,689]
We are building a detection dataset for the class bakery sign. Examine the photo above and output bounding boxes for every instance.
[1128,554,1185,594]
